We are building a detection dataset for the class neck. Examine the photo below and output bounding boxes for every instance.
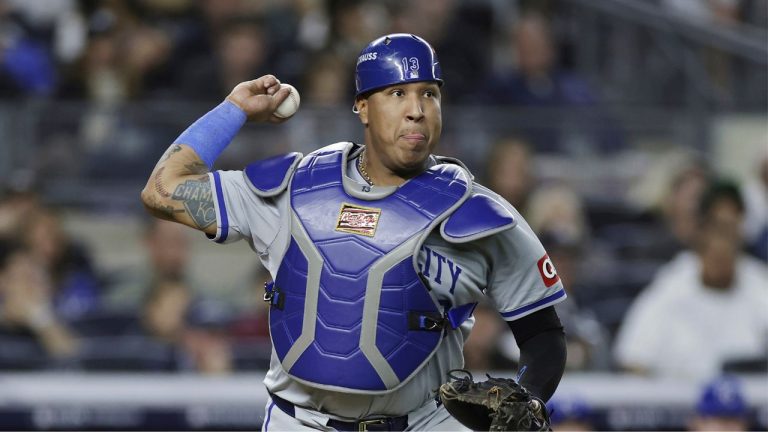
[360,150,425,187]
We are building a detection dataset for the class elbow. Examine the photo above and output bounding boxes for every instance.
[140,184,159,211]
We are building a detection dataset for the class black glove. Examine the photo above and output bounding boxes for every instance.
[439,369,551,431]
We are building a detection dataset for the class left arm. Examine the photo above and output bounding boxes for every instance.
[439,305,564,431]
[473,199,567,400]
[507,306,566,401]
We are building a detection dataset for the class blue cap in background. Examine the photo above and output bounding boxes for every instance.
[696,376,748,418]
[547,395,593,424]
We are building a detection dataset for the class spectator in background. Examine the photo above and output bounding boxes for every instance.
[196,0,254,36]
[0,176,42,237]
[54,2,175,179]
[139,276,234,374]
[0,237,79,360]
[141,279,190,345]
[665,167,712,247]
[659,159,712,259]
[1,0,87,66]
[291,0,331,52]
[105,218,196,311]
[177,15,270,101]
[181,299,234,374]
[628,151,712,262]
[20,208,101,321]
[301,50,351,107]
[58,1,172,103]
[487,12,586,107]
[526,183,589,247]
[614,181,768,380]
[0,1,58,98]
[327,0,390,68]
[485,137,534,212]
[689,375,752,432]
[89,218,235,373]
[124,276,186,372]
[484,12,623,153]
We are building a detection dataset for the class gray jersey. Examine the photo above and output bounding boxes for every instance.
[207,144,565,418]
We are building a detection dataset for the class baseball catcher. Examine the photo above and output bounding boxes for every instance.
[439,370,551,431]
[142,32,568,431]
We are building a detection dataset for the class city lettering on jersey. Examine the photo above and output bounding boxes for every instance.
[418,246,463,294]
[357,52,378,65]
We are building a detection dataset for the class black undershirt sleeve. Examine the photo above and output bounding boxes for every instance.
[506,306,566,402]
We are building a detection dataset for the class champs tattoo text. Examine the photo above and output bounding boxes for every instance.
[171,178,216,229]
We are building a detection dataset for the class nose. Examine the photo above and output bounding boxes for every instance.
[405,94,424,122]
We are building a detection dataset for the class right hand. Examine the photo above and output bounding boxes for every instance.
[225,75,292,124]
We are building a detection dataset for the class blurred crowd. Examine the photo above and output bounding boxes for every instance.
[1,0,765,106]
[2,0,766,182]
[0,1,766,425]
[0,190,273,372]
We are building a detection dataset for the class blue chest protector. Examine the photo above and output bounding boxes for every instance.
[245,143,515,394]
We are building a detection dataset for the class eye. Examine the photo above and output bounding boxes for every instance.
[424,90,435,97]
[391,89,404,97]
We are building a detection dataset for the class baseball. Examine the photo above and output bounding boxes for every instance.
[274,84,300,118]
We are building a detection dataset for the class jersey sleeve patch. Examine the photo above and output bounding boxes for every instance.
[537,254,560,287]
[440,193,516,243]
[244,152,303,197]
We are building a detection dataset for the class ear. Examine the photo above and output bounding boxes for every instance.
[355,97,368,125]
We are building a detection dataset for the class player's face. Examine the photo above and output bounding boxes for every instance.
[356,81,442,179]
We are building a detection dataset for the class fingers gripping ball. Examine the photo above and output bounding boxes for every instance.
[274,84,300,118]
[439,370,551,431]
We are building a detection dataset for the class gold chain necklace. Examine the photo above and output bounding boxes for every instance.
[358,151,374,186]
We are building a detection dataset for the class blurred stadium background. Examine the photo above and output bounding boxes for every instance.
[0,0,766,430]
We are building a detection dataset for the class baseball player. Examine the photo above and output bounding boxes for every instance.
[141,33,567,431]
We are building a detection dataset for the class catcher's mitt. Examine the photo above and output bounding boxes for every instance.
[438,369,551,431]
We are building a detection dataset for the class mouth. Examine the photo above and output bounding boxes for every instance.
[400,132,427,143]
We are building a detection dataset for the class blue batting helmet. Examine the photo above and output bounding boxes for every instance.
[354,33,443,98]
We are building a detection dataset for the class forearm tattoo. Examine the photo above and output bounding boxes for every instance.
[171,175,216,229]
[184,161,209,175]
[154,167,172,198]
[143,193,184,220]
[148,143,213,229]
[160,144,183,163]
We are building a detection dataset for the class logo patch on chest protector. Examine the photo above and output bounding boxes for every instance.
[335,203,381,237]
